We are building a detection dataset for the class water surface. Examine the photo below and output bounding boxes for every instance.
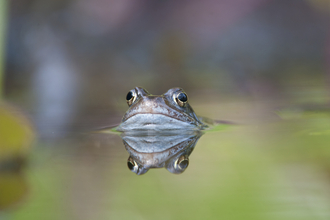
[1,101,330,220]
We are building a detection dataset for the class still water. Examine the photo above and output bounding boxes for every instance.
[1,100,330,220]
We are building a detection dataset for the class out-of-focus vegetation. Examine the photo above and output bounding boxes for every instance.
[0,0,8,98]
[0,173,28,210]
[5,0,330,134]
[0,105,34,161]
[0,104,34,210]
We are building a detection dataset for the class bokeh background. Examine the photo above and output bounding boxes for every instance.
[1,0,330,219]
[3,0,330,136]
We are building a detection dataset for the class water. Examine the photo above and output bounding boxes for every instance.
[1,100,330,220]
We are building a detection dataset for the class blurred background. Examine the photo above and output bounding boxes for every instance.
[2,0,329,136]
[1,0,330,219]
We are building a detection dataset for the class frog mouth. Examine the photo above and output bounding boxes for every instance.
[126,111,195,123]
[116,113,201,131]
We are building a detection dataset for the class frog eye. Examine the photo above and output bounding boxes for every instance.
[127,157,148,175]
[127,157,138,173]
[174,155,189,170]
[126,89,137,106]
[175,92,188,107]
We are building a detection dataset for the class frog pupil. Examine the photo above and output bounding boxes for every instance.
[178,159,189,169]
[127,161,134,170]
[177,93,187,102]
[126,91,133,101]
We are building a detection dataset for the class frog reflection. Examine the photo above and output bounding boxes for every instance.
[121,131,203,175]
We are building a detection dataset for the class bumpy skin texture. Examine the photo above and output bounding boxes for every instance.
[116,87,206,132]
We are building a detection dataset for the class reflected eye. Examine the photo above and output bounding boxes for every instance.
[175,92,188,107]
[127,157,148,175]
[126,90,137,106]
[174,155,189,170]
[127,158,138,173]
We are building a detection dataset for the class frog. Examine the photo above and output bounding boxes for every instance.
[122,131,203,175]
[116,87,208,132]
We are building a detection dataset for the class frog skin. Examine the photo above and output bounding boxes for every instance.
[122,131,203,175]
[116,87,207,132]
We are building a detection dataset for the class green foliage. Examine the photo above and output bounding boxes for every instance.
[0,105,34,160]
[0,104,34,211]
[0,173,27,210]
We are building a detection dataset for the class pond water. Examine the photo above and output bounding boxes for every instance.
[1,98,330,220]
